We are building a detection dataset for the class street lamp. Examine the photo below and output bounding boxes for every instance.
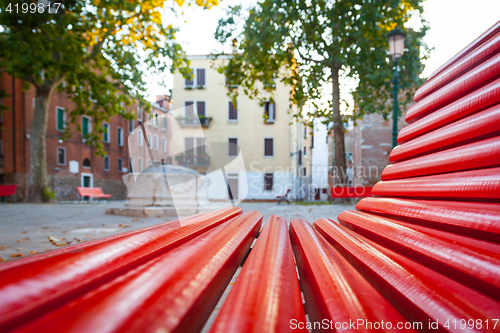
[388,28,406,147]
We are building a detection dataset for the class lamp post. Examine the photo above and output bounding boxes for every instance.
[388,28,406,148]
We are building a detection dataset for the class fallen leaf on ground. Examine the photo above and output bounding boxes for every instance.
[29,251,39,255]
[48,235,68,246]
[0,245,9,251]
[23,237,29,240]
[11,254,23,258]
[0,257,4,262]
[16,240,24,243]
[119,224,131,228]
[21,231,28,234]
[156,216,162,218]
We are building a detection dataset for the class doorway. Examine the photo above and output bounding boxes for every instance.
[81,173,93,188]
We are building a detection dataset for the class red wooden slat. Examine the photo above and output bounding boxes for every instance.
[372,167,500,201]
[382,136,500,180]
[314,219,500,333]
[355,197,500,243]
[289,219,415,333]
[415,33,500,102]
[406,53,500,123]
[427,20,500,81]
[337,210,500,301]
[209,215,306,333]
[0,207,242,332]
[390,105,500,163]
[12,211,263,333]
[399,78,500,144]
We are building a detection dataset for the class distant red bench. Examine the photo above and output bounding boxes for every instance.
[0,185,17,202]
[276,188,291,205]
[76,187,111,203]
[331,186,372,198]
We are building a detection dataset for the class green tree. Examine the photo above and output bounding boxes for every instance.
[214,0,429,184]
[0,0,218,202]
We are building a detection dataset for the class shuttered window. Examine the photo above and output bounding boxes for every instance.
[264,138,274,157]
[197,69,206,86]
[57,147,66,165]
[82,117,90,137]
[228,102,238,120]
[56,107,65,131]
[117,127,123,146]
[118,158,123,172]
[185,101,194,118]
[263,102,275,123]
[185,69,194,86]
[197,101,206,116]
[264,173,273,191]
[104,156,110,171]
[228,138,238,156]
[103,123,110,142]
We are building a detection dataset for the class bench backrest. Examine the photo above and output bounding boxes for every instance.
[76,187,105,196]
[0,185,18,196]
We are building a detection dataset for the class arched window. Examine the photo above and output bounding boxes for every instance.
[83,158,91,168]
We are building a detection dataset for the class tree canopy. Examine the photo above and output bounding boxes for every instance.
[214,0,429,183]
[0,0,218,201]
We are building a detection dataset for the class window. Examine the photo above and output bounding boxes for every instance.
[197,68,206,86]
[83,158,91,168]
[303,147,307,156]
[138,106,143,122]
[82,117,91,138]
[129,119,134,134]
[264,138,274,157]
[228,138,238,156]
[138,130,143,146]
[228,102,238,121]
[56,107,66,131]
[104,156,110,171]
[154,113,158,127]
[162,138,167,152]
[57,147,66,165]
[154,135,159,150]
[302,167,307,176]
[103,123,110,143]
[162,116,168,130]
[304,126,307,138]
[117,127,123,146]
[185,101,194,118]
[197,101,206,117]
[185,69,194,87]
[138,158,143,172]
[0,140,3,156]
[264,173,273,191]
[322,188,328,194]
[130,157,134,173]
[118,158,123,172]
[298,150,302,165]
[263,102,275,123]
[147,134,152,148]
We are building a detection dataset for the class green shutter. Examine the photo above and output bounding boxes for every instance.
[57,108,64,130]
[103,124,109,142]
[82,118,89,136]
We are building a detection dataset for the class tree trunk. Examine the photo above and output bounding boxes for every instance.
[331,67,347,185]
[26,85,54,202]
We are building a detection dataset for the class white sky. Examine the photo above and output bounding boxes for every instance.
[146,0,500,103]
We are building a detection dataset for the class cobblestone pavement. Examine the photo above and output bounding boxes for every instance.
[0,201,356,262]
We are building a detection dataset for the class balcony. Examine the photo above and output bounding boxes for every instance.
[176,116,212,128]
[175,154,211,167]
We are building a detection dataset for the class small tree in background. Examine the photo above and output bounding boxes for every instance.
[0,0,218,202]
[214,0,429,184]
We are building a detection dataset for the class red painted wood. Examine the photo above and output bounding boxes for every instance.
[0,185,17,197]
[406,53,500,123]
[372,167,500,201]
[0,207,242,332]
[355,198,500,243]
[415,33,500,102]
[76,187,111,198]
[383,137,500,180]
[289,219,414,333]
[427,21,500,81]
[314,219,500,333]
[337,210,500,301]
[399,78,500,144]
[12,211,263,333]
[210,215,306,333]
[393,103,500,164]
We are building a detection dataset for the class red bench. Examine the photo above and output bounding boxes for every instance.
[276,188,291,205]
[76,187,111,203]
[330,186,372,198]
[0,24,499,332]
[0,185,17,202]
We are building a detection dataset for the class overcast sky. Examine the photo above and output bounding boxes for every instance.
[146,0,500,103]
